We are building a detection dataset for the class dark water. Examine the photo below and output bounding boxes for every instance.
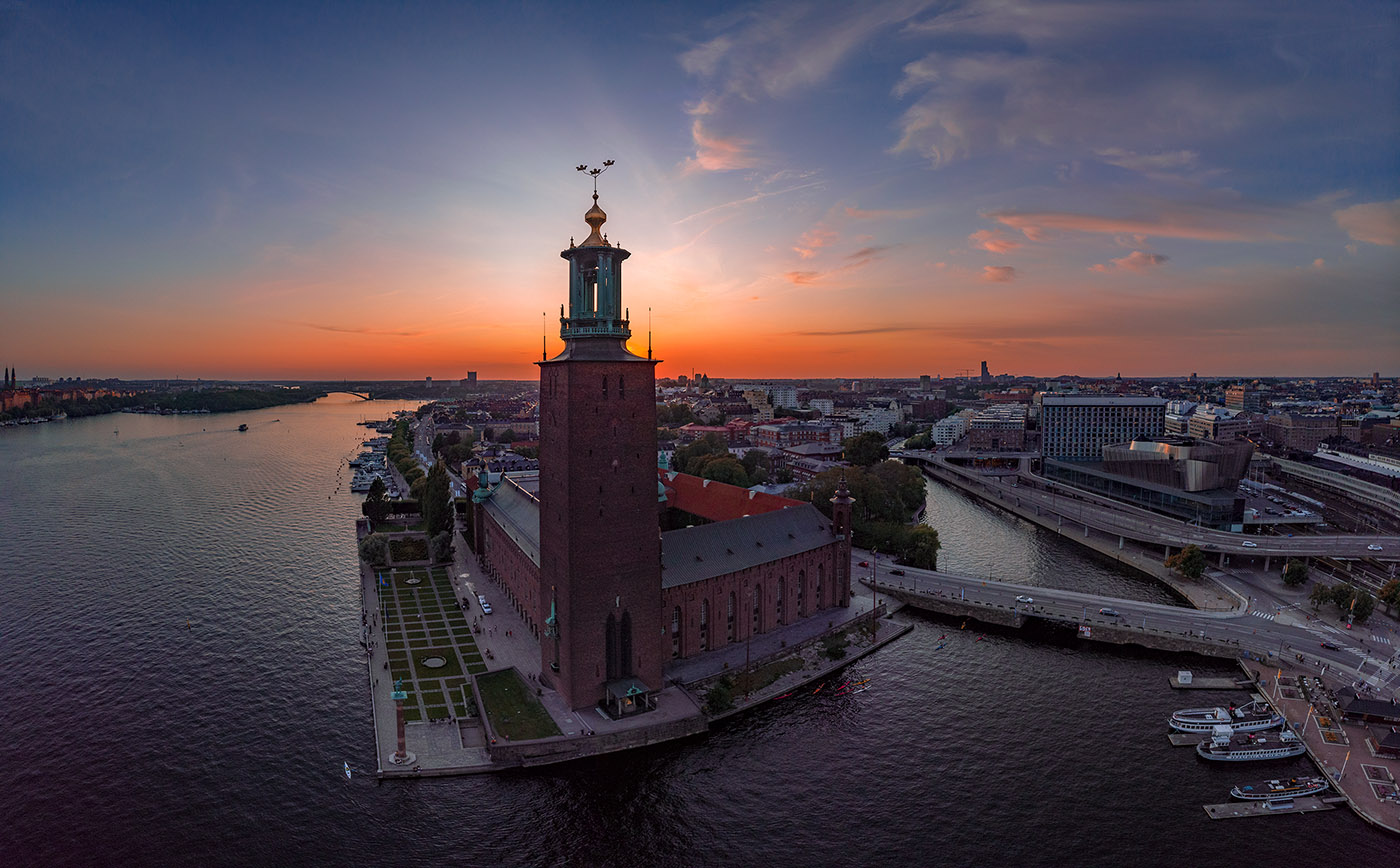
[1,397,1393,867]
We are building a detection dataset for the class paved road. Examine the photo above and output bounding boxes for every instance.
[900,450,1400,560]
[861,553,1400,701]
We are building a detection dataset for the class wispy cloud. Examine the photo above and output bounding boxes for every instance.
[980,265,1017,282]
[969,229,1022,253]
[1333,199,1400,246]
[673,180,824,225]
[844,205,925,220]
[297,322,427,337]
[791,325,925,336]
[1094,148,1198,174]
[988,208,1288,243]
[1090,251,1169,272]
[682,119,759,174]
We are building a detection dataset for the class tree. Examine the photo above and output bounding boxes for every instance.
[423,461,453,538]
[364,477,390,523]
[1282,559,1309,587]
[429,530,454,565]
[1351,588,1375,623]
[497,428,517,444]
[1308,582,1333,612]
[843,431,889,467]
[697,456,750,487]
[1379,579,1400,616]
[704,676,735,714]
[1164,544,1206,580]
[673,433,729,475]
[740,450,771,485]
[899,525,941,570]
[1330,583,1355,611]
[358,533,388,566]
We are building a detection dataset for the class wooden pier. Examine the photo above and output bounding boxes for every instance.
[1203,795,1339,820]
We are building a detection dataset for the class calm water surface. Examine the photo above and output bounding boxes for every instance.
[1,396,1392,867]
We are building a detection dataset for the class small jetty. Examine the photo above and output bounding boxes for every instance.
[1170,674,1246,690]
[1203,795,1342,820]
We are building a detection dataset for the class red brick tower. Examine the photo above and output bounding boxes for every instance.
[538,185,662,712]
[829,474,854,607]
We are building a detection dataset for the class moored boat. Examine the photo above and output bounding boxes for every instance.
[1230,776,1330,800]
[1170,699,1283,733]
[1197,727,1304,762]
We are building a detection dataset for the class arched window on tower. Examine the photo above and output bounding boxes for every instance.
[602,375,608,397]
[752,588,762,635]
[671,606,682,658]
[816,564,824,609]
[776,577,786,626]
[619,375,625,398]
[699,599,709,651]
[797,569,806,618]
[727,592,736,643]
[620,611,634,677]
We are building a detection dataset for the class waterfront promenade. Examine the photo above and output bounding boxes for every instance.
[357,531,912,777]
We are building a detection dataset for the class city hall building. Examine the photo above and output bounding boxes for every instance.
[463,192,854,715]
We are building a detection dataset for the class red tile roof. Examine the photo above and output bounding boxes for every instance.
[658,469,803,522]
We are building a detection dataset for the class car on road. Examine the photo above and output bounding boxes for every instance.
[1241,541,1258,547]
[1098,607,1120,617]
[858,561,869,567]
[1015,595,1034,604]
[478,594,492,614]
[1320,641,1340,650]
[1368,544,1384,551]
[889,568,906,576]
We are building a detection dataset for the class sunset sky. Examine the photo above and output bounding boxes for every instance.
[2,1,1397,381]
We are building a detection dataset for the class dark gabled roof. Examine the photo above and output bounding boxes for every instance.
[660,503,835,588]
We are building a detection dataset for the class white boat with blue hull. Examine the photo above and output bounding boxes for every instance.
[1170,699,1283,733]
[1197,727,1304,762]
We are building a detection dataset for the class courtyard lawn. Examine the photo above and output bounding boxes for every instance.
[476,669,561,741]
[375,566,486,721]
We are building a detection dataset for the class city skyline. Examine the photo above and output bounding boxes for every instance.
[3,1,1397,380]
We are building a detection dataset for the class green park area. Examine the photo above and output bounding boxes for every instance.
[375,566,487,722]
[476,669,562,741]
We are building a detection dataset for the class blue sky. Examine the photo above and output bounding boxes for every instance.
[2,0,1397,379]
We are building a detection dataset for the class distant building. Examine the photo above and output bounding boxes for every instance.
[931,410,974,445]
[807,398,834,417]
[1188,405,1253,441]
[1040,395,1166,461]
[1224,384,1260,412]
[919,375,932,392]
[1265,413,1339,453]
[980,361,991,382]
[968,404,1028,451]
[752,421,842,449]
[467,371,478,384]
[425,376,433,388]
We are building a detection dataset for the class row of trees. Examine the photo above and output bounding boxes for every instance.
[670,434,787,487]
[1308,582,1376,622]
[432,428,477,467]
[785,464,939,570]
[386,419,426,500]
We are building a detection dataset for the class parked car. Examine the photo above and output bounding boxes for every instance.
[478,594,492,614]
[858,561,870,567]
[889,568,905,576]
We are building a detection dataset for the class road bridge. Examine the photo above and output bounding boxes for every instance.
[865,562,1400,698]
[900,450,1400,562]
[326,390,373,400]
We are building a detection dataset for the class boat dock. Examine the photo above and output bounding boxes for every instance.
[1168,733,1200,747]
[1169,675,1248,689]
[1203,795,1341,820]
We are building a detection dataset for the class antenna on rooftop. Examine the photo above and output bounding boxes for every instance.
[541,311,546,362]
[648,307,652,360]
